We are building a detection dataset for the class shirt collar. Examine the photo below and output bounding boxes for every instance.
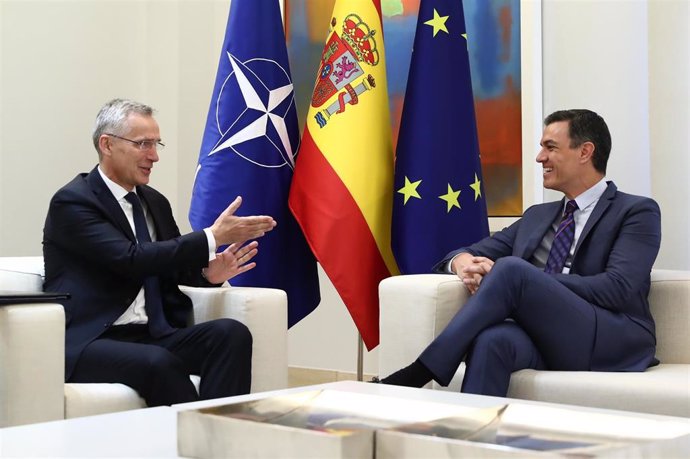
[97,165,135,202]
[571,177,608,212]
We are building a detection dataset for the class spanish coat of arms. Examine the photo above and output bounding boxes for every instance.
[311,14,380,128]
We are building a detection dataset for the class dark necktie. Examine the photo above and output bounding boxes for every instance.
[544,200,579,274]
[124,192,174,337]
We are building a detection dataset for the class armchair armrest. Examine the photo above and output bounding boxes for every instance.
[0,266,44,292]
[378,274,470,385]
[0,303,65,427]
[179,286,288,393]
[649,269,690,364]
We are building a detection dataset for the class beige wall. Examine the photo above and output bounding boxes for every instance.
[542,0,651,200]
[0,0,231,252]
[648,0,690,270]
[542,0,689,271]
[0,0,687,377]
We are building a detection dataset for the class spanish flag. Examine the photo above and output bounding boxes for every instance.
[289,0,397,350]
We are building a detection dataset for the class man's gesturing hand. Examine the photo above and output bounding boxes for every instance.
[210,196,276,246]
[202,241,259,284]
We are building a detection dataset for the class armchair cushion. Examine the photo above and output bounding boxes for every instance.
[63,376,202,419]
[64,383,146,419]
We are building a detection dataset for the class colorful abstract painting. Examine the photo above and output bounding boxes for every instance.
[286,0,522,215]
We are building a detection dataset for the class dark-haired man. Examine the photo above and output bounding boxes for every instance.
[43,99,277,406]
[379,109,662,396]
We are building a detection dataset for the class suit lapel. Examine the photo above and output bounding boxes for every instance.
[573,181,617,256]
[85,167,136,241]
[521,200,564,259]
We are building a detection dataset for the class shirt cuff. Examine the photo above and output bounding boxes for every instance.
[203,228,217,262]
[447,253,465,274]
[446,258,455,274]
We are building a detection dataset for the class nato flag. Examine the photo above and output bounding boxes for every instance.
[189,0,320,326]
[392,0,490,274]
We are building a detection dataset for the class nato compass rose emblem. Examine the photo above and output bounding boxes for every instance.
[201,51,299,172]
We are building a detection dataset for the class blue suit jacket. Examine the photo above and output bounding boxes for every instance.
[435,182,662,371]
[43,167,214,379]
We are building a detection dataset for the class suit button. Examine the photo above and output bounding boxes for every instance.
[104,323,110,328]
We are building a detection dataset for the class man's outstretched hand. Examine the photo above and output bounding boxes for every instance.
[210,196,276,247]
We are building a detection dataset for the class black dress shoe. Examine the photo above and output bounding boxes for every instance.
[368,376,382,383]
[374,361,433,388]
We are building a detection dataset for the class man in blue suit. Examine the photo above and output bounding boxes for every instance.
[43,99,277,406]
[379,109,661,396]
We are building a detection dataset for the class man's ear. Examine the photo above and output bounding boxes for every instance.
[98,135,112,157]
[579,141,595,164]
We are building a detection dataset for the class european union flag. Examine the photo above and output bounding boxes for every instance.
[189,0,320,326]
[392,0,489,274]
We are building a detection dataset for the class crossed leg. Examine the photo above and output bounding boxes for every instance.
[382,257,597,395]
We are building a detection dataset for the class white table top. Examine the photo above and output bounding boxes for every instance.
[1,381,688,457]
[0,406,176,457]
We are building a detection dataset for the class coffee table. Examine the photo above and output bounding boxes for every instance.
[1,381,688,457]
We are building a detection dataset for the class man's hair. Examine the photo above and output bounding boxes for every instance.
[544,109,611,174]
[92,99,155,157]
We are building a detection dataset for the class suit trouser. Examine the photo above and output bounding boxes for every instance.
[69,319,252,406]
[419,257,597,396]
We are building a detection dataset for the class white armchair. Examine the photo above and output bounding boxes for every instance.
[379,270,690,417]
[0,257,288,427]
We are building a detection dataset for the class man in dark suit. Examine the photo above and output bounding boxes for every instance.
[43,99,277,406]
[379,109,662,396]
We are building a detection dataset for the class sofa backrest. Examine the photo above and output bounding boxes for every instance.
[649,270,690,364]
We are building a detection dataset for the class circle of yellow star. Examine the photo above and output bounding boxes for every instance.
[439,184,461,212]
[470,173,482,201]
[424,9,449,37]
[397,176,422,205]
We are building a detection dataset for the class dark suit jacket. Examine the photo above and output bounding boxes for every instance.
[435,181,662,371]
[43,166,214,379]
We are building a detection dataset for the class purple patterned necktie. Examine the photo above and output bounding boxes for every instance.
[544,200,579,274]
[124,192,175,337]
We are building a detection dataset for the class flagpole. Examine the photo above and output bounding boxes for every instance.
[357,334,364,381]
